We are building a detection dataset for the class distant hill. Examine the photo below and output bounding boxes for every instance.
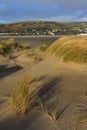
[0,21,87,36]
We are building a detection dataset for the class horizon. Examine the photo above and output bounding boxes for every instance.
[0,0,87,23]
[1,20,87,25]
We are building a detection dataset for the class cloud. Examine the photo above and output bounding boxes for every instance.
[0,20,6,23]
[0,0,87,23]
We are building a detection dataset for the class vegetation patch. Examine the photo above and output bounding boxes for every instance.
[36,44,47,51]
[0,39,31,56]
[0,39,15,55]
[27,50,42,61]
[11,76,37,116]
[39,99,57,121]
[20,43,31,50]
[45,36,87,64]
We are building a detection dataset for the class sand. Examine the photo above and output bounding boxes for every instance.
[0,55,87,130]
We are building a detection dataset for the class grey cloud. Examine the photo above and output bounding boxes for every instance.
[20,0,87,14]
[1,0,87,23]
[25,0,87,11]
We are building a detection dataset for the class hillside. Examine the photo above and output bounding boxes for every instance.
[0,21,87,36]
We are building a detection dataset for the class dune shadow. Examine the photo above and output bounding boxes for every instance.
[38,76,62,102]
[56,103,70,119]
[0,76,66,130]
[0,111,53,130]
[0,99,6,105]
[0,65,23,79]
[37,76,71,120]
[0,116,31,130]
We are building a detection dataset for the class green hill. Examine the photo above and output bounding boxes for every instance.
[0,21,87,35]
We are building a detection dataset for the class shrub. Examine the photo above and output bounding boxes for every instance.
[5,38,14,46]
[20,43,31,49]
[0,39,31,56]
[37,44,47,51]
[12,42,21,50]
[27,51,42,61]
[0,38,15,55]
[11,76,37,116]
[0,44,5,55]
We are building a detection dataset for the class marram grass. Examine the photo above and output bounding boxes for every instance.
[11,76,37,116]
[39,99,57,120]
[44,36,87,64]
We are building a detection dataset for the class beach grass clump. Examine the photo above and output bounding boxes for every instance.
[0,44,5,55]
[39,99,57,121]
[36,44,47,51]
[27,51,42,61]
[11,76,37,116]
[0,39,31,56]
[20,43,31,50]
[44,36,87,64]
[0,39,15,55]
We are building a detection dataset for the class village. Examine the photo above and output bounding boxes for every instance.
[0,27,87,36]
[0,28,66,36]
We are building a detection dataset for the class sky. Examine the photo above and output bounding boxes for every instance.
[0,0,87,23]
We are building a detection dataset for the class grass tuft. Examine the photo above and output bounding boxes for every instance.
[44,36,87,64]
[0,39,15,55]
[11,76,37,116]
[20,43,31,50]
[39,99,57,121]
[0,39,31,56]
[36,44,47,51]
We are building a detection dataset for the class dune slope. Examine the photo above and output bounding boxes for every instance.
[0,56,87,130]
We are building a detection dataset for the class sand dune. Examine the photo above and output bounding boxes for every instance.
[0,55,87,130]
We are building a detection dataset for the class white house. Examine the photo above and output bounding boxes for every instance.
[77,33,87,36]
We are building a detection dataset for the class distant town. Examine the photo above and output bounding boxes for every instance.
[0,28,87,36]
[0,28,67,36]
[0,21,87,36]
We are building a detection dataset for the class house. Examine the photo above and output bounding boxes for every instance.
[77,33,87,36]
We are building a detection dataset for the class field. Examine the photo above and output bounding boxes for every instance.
[0,36,87,130]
